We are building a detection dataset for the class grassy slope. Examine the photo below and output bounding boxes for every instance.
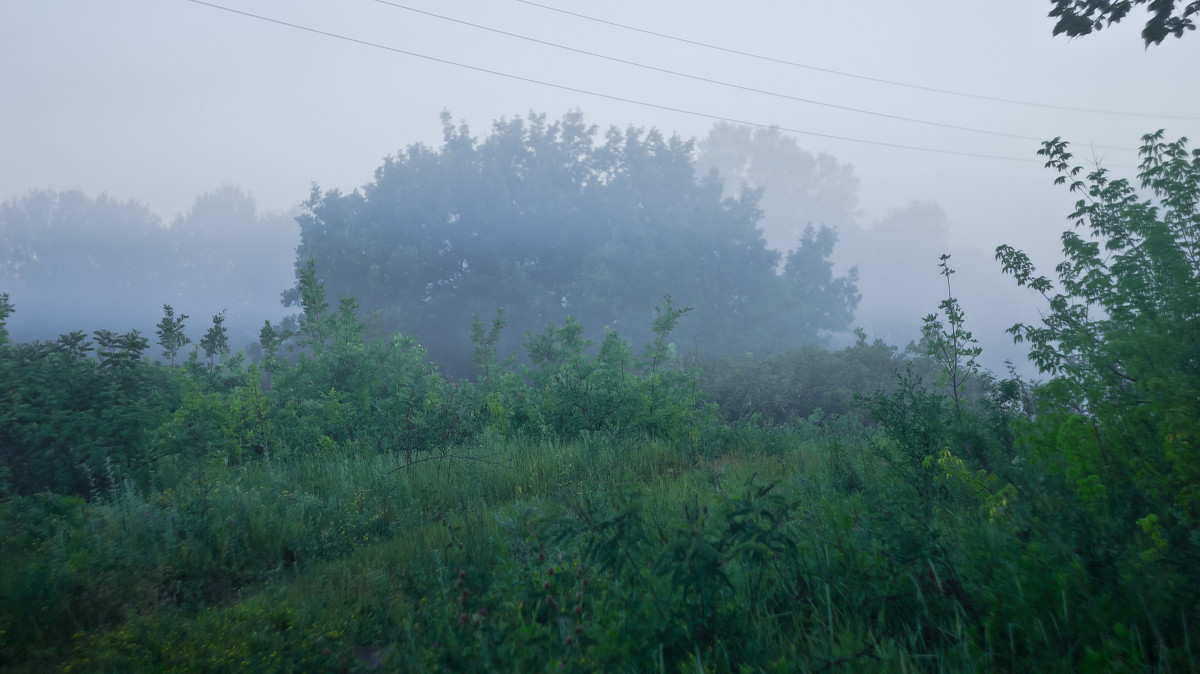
[6,416,1138,674]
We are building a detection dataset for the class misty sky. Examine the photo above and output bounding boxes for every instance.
[3,0,1199,370]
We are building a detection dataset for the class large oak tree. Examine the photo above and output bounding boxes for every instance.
[291,111,859,374]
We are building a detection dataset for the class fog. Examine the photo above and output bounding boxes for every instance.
[3,0,1198,373]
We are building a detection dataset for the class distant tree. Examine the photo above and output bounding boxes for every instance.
[93,329,120,367]
[294,111,859,374]
[0,293,12,346]
[199,311,229,368]
[838,201,954,345]
[695,123,860,255]
[0,190,167,295]
[920,255,982,418]
[155,304,190,366]
[781,225,861,337]
[294,258,329,344]
[94,328,149,372]
[258,320,281,360]
[53,330,92,363]
[170,185,299,316]
[1048,0,1199,45]
[0,187,297,351]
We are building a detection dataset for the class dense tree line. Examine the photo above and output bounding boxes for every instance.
[0,185,297,354]
[292,111,859,376]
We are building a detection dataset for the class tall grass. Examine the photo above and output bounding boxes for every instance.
[3,417,1194,672]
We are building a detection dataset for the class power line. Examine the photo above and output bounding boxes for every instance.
[183,0,1044,162]
[370,0,1133,151]
[514,0,1200,122]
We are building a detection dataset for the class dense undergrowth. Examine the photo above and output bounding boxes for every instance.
[1,133,1198,672]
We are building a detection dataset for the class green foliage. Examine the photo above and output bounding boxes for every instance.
[921,254,982,418]
[156,376,275,468]
[547,478,806,664]
[0,292,12,346]
[1048,0,1198,45]
[993,131,1200,664]
[697,330,907,424]
[198,310,229,369]
[997,133,1199,521]
[270,271,474,463]
[0,319,182,497]
[4,131,1199,672]
[257,319,283,365]
[294,256,329,344]
[517,297,712,442]
[93,328,150,372]
[154,304,189,367]
[24,427,986,673]
[0,383,1189,673]
[858,248,1028,527]
[525,319,637,438]
[0,493,95,664]
[857,364,947,501]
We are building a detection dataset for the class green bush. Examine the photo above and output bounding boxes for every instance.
[696,330,909,425]
[473,296,715,443]
[992,131,1200,667]
[0,325,183,497]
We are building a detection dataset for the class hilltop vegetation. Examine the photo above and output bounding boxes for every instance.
[0,131,1197,672]
[292,111,859,375]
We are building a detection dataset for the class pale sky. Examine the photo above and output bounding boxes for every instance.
[3,0,1198,369]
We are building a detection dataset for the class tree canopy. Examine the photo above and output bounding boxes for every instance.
[1049,0,1199,45]
[695,123,860,255]
[0,186,298,355]
[997,130,1200,524]
[292,111,859,375]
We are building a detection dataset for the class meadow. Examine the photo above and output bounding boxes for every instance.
[2,134,1197,672]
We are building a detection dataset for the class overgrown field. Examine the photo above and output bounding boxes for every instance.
[2,135,1198,672]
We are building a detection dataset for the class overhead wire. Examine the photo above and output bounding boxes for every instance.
[368,0,1133,151]
[513,0,1200,122]
[183,0,1066,163]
